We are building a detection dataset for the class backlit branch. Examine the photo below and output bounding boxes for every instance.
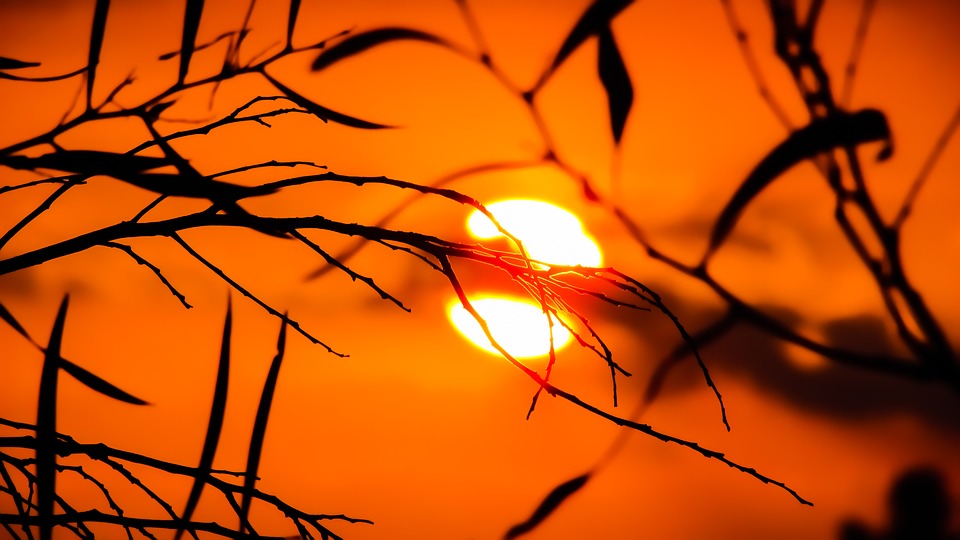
[2,2,891,537]
[0,420,372,539]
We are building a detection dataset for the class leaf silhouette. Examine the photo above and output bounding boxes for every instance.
[175,298,232,540]
[87,0,110,109]
[597,24,632,143]
[0,149,282,218]
[0,301,31,340]
[550,0,633,72]
[240,317,288,532]
[1,301,147,404]
[2,150,168,176]
[0,57,41,70]
[705,108,893,258]
[60,358,149,405]
[263,71,390,129]
[287,0,301,49]
[503,473,591,539]
[312,28,450,72]
[129,173,268,201]
[179,0,204,84]
[37,295,70,540]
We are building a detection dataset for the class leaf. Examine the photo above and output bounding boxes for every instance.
[311,28,450,72]
[2,150,168,176]
[597,24,632,144]
[175,298,232,540]
[0,65,86,82]
[0,150,277,206]
[1,301,146,404]
[550,0,634,72]
[0,301,31,340]
[0,57,41,70]
[503,473,591,539]
[37,295,69,540]
[263,71,390,129]
[287,0,301,49]
[60,358,148,405]
[240,317,288,532]
[87,0,110,109]
[705,108,893,257]
[179,0,204,84]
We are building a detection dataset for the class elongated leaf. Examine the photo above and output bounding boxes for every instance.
[0,461,31,538]
[179,0,204,84]
[312,28,449,72]
[1,301,147,404]
[287,0,301,49]
[87,0,110,109]
[551,0,633,72]
[705,108,892,257]
[0,65,86,82]
[60,358,148,405]
[0,150,277,206]
[37,295,70,540]
[0,301,31,340]
[263,72,389,129]
[239,317,288,532]
[504,473,591,539]
[175,298,232,540]
[0,57,41,70]
[597,24,632,144]
[1,150,168,176]
[115,176,277,222]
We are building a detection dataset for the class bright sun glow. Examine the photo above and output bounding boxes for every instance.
[466,199,602,268]
[447,298,572,358]
[450,199,602,358]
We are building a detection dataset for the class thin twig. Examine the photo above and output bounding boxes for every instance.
[894,101,960,227]
[840,0,876,108]
[103,241,192,308]
[719,0,793,129]
[169,232,346,356]
[290,230,409,311]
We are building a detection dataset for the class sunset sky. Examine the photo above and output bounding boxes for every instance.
[1,0,959,538]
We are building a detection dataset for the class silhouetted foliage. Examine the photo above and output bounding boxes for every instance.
[840,466,960,540]
[2,0,957,538]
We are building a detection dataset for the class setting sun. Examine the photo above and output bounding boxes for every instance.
[466,199,603,267]
[4,1,959,538]
[450,199,602,359]
[447,297,572,358]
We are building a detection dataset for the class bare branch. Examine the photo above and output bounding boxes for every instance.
[840,0,877,107]
[103,241,192,308]
[169,232,347,356]
[894,101,960,228]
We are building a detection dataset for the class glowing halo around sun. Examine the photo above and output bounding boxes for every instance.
[448,199,603,359]
[447,297,572,358]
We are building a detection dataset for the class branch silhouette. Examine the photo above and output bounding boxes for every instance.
[7,0,950,538]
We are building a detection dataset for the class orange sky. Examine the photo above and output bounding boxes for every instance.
[1,1,959,539]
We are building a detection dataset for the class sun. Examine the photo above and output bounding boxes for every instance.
[447,297,572,359]
[466,199,602,268]
[449,199,603,359]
